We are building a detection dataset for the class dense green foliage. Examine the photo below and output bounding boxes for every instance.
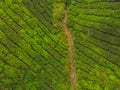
[0,0,68,89]
[0,0,120,90]
[68,0,120,89]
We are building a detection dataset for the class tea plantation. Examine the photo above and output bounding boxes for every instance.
[0,0,120,90]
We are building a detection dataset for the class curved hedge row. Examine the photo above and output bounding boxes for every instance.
[68,0,120,89]
[0,0,68,90]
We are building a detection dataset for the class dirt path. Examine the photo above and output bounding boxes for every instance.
[62,9,77,90]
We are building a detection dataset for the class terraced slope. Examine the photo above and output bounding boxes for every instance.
[1,0,120,90]
[0,0,68,90]
[67,0,120,89]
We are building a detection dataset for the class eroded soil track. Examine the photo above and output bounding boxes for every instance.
[62,9,77,90]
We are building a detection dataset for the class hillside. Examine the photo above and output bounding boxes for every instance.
[0,0,120,90]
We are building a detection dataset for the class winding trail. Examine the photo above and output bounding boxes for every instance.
[62,8,77,90]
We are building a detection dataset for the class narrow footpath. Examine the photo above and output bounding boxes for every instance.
[62,8,77,90]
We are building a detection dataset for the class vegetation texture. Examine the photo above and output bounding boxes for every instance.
[0,0,120,90]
